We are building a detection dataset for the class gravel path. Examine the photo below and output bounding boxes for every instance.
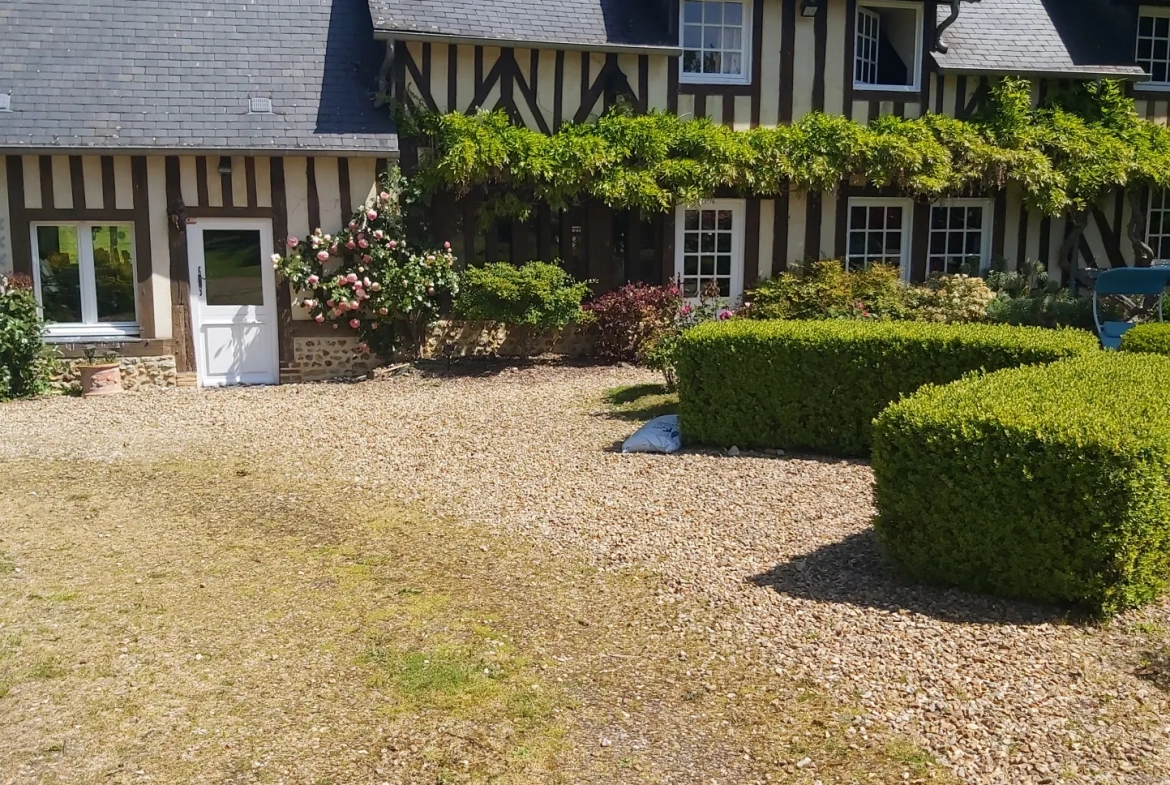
[2,363,1168,784]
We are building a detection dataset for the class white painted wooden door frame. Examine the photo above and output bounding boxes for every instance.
[186,217,279,387]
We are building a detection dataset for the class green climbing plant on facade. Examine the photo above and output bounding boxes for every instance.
[400,77,1170,270]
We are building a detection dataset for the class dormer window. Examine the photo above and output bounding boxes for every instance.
[1137,6,1170,89]
[854,1,923,93]
[680,0,753,85]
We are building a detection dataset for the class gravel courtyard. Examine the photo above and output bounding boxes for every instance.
[1,363,1168,784]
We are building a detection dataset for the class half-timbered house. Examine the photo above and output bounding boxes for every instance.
[3,0,1170,386]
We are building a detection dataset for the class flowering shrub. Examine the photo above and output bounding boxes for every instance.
[272,169,459,357]
[454,262,593,328]
[743,261,911,321]
[639,280,735,389]
[908,274,995,323]
[582,282,682,363]
[0,274,53,400]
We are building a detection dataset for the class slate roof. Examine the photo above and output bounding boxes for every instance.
[366,0,677,51]
[0,0,398,153]
[933,0,1148,79]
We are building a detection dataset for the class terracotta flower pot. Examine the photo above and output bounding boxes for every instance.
[79,363,124,397]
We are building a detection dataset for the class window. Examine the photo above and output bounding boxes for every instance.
[854,1,923,92]
[846,198,912,275]
[31,223,138,338]
[1137,7,1170,89]
[1148,190,1170,260]
[927,200,993,275]
[675,200,746,299]
[680,0,752,85]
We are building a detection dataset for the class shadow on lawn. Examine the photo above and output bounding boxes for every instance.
[601,383,679,422]
[749,529,1075,626]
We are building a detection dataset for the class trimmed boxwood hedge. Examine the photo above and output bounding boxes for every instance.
[675,320,1098,456]
[872,353,1170,615]
[1119,322,1170,356]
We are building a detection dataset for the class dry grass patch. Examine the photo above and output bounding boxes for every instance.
[0,455,950,784]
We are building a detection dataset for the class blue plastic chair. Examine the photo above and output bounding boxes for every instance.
[1092,267,1170,349]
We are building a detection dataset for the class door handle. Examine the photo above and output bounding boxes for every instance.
[196,266,204,297]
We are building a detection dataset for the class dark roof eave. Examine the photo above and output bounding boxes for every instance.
[372,28,681,56]
[0,140,401,156]
[936,65,1150,80]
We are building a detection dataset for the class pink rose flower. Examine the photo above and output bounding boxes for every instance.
[373,230,384,240]
[332,323,339,330]
[388,240,398,250]
[444,241,451,250]
[346,240,356,251]
[346,273,358,284]
[304,299,317,309]
[287,237,300,249]
[370,282,381,291]
[367,210,378,221]
[358,239,369,249]
[362,255,372,264]
[362,277,371,288]
[427,287,435,296]
[349,300,359,309]
[355,343,368,353]
[326,298,334,307]
[307,274,319,285]
[314,314,325,323]
[379,191,390,201]
[316,251,329,262]
[323,234,332,242]
[379,307,389,316]
[371,322,380,330]
[348,221,357,230]
[330,245,339,256]
[349,318,360,329]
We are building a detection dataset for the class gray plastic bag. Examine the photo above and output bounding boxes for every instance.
[621,415,681,454]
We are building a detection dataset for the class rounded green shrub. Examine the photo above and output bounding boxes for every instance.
[454,262,592,329]
[675,320,1099,456]
[872,353,1170,615]
[0,274,53,400]
[1119,322,1170,356]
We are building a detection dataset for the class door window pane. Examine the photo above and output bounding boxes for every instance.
[36,225,82,323]
[91,226,136,322]
[927,204,986,276]
[203,229,263,306]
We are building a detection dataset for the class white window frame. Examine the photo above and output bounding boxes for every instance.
[1147,189,1170,261]
[1136,6,1170,92]
[853,0,923,94]
[674,199,747,302]
[927,198,994,276]
[30,221,141,341]
[679,0,754,86]
[845,197,914,280]
[855,7,881,87]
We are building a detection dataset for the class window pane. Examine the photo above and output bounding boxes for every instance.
[684,256,698,276]
[684,25,702,48]
[723,51,743,74]
[717,210,733,230]
[685,1,704,23]
[851,206,867,227]
[717,255,731,276]
[966,207,982,228]
[1141,15,1154,36]
[930,208,947,230]
[704,1,723,24]
[724,1,743,25]
[869,206,885,226]
[701,210,716,230]
[683,50,703,73]
[36,225,82,323]
[202,229,264,306]
[1157,16,1169,37]
[849,232,866,255]
[685,210,700,230]
[91,226,136,322]
[885,232,901,254]
[701,232,716,252]
[700,255,715,276]
[965,232,981,255]
[684,234,699,253]
[703,51,721,73]
[717,233,732,253]
[886,207,903,228]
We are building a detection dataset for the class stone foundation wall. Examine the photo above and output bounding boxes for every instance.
[420,321,597,359]
[292,337,378,382]
[288,322,598,382]
[52,356,179,391]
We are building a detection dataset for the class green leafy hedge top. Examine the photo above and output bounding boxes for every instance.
[403,78,1170,219]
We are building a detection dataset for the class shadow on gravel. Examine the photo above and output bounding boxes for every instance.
[749,529,1075,626]
[410,357,598,379]
[1135,647,1170,692]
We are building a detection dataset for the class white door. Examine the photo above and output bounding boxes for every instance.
[675,199,746,302]
[186,218,279,387]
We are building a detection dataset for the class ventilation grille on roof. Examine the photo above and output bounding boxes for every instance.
[248,96,273,114]
[0,94,11,112]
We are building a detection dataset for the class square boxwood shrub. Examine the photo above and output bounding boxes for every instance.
[1119,322,1170,356]
[872,353,1170,615]
[674,320,1098,456]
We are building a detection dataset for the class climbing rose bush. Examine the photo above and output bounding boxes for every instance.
[272,183,459,357]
